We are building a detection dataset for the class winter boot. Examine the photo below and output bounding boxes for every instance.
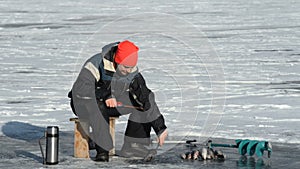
[94,151,109,162]
[94,145,109,162]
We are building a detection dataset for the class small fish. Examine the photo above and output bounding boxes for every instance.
[208,148,215,159]
[192,150,200,160]
[201,147,207,160]
[180,153,187,159]
[181,152,192,159]
[186,152,192,159]
[214,150,226,160]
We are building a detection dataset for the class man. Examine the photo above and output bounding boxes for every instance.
[69,40,168,162]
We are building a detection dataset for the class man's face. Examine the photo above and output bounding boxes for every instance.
[117,64,134,76]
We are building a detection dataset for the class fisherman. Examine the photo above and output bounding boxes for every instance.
[69,40,168,162]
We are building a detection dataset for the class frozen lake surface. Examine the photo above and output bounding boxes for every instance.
[0,0,299,168]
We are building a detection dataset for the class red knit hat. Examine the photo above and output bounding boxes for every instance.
[115,40,139,67]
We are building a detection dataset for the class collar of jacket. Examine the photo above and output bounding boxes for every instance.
[103,58,138,73]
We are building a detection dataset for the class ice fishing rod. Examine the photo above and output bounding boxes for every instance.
[117,102,144,111]
[151,139,200,145]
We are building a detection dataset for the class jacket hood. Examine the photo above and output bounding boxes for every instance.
[101,41,119,60]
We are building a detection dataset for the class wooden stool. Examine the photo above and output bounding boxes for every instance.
[69,117,118,158]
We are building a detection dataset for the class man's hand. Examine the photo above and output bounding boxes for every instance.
[105,98,117,108]
[157,129,168,146]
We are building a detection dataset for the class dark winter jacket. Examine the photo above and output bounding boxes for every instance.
[70,42,166,136]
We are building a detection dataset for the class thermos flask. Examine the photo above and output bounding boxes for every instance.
[39,126,59,165]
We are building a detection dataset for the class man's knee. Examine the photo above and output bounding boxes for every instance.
[125,120,151,138]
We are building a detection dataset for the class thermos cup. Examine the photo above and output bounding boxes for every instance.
[39,126,59,165]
